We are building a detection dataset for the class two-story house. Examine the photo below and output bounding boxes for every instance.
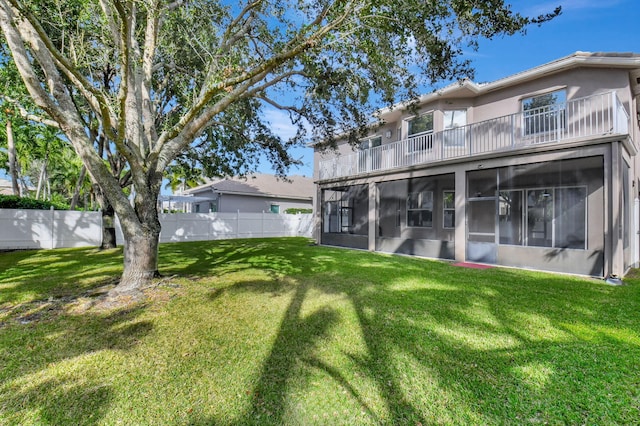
[313,52,640,278]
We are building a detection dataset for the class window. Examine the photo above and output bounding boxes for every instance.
[499,190,523,245]
[555,187,586,249]
[340,207,352,232]
[360,136,382,150]
[522,89,566,136]
[526,189,553,247]
[498,186,586,249]
[407,112,434,152]
[209,200,218,213]
[443,110,467,147]
[407,191,433,227]
[408,112,434,136]
[323,189,353,233]
[443,191,455,229]
[270,204,280,214]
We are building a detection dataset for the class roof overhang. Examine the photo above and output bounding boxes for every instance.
[159,195,213,203]
[209,189,312,201]
[378,52,640,122]
[310,52,640,147]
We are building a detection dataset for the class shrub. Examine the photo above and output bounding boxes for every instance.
[284,208,313,214]
[0,195,69,210]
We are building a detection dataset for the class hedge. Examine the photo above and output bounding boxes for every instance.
[0,195,69,210]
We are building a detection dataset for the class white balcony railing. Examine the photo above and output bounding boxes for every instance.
[318,91,631,180]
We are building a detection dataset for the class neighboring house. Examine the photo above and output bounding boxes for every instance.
[314,51,640,278]
[181,173,314,214]
[0,178,14,195]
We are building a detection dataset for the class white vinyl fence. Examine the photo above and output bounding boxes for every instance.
[0,208,103,250]
[117,212,314,244]
[0,208,314,250]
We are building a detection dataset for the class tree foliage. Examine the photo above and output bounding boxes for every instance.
[0,43,95,206]
[0,0,560,296]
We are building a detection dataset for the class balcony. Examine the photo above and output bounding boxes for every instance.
[318,91,631,181]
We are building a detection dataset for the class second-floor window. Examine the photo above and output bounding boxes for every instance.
[408,112,434,137]
[522,89,566,136]
[360,136,382,150]
[407,112,434,152]
[443,110,467,147]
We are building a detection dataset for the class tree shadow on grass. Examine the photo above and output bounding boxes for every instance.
[0,247,123,305]
[0,303,152,425]
[237,282,340,424]
[335,266,640,424]
[8,239,636,424]
[193,241,640,424]
[159,238,311,282]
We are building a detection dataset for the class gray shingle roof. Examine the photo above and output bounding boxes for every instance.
[184,174,314,200]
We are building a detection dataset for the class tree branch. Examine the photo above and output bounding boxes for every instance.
[0,95,61,128]
[154,0,359,171]
[7,0,119,141]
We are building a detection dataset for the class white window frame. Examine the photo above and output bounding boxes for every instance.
[407,191,433,228]
[407,112,434,137]
[360,135,382,151]
[521,89,567,137]
[443,110,467,147]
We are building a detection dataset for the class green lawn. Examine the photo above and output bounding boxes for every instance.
[1,238,639,425]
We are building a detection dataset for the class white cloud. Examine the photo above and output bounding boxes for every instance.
[263,107,311,141]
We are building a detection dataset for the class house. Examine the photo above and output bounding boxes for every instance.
[313,51,640,278]
[0,178,14,195]
[181,173,314,214]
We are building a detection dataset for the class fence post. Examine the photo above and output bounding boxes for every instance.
[635,197,640,267]
[50,206,55,249]
[236,210,240,239]
[208,212,212,241]
[262,211,265,237]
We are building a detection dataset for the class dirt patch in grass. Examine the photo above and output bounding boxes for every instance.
[0,276,184,325]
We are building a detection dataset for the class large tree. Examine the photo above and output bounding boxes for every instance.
[0,0,559,297]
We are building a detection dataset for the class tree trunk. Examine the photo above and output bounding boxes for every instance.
[107,183,162,298]
[35,151,48,200]
[69,165,87,210]
[6,119,20,196]
[93,183,117,250]
[101,203,117,249]
[109,228,161,296]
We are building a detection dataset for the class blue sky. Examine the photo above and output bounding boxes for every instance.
[274,0,640,178]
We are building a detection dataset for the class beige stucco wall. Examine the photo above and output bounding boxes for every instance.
[314,66,637,169]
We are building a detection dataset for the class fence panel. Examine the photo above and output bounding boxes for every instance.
[1,209,313,250]
[0,208,102,250]
[116,212,314,245]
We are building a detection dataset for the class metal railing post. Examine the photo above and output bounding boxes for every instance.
[611,91,618,133]
[511,114,515,148]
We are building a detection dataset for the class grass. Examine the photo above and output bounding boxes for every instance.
[1,237,639,425]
